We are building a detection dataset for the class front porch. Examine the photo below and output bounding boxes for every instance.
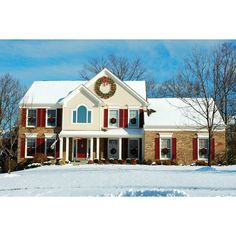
[58,130,144,163]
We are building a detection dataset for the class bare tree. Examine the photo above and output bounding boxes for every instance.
[80,54,147,81]
[166,49,225,166]
[0,74,25,173]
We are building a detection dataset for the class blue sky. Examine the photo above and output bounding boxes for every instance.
[0,40,231,87]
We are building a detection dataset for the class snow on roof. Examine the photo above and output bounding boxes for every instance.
[20,80,146,105]
[145,98,225,129]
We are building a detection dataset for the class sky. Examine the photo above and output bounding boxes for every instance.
[0,40,232,88]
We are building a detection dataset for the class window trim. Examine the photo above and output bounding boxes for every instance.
[26,109,37,128]
[128,138,139,159]
[72,104,92,124]
[108,109,119,128]
[46,109,57,128]
[160,137,172,160]
[26,138,36,158]
[128,109,139,129]
[198,137,209,161]
[45,138,56,158]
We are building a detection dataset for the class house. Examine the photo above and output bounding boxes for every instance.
[18,68,226,165]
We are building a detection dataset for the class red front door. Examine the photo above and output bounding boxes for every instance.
[77,139,87,158]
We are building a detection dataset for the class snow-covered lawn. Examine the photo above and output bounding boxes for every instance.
[1,164,236,196]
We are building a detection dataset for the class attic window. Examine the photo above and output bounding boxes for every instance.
[73,105,91,124]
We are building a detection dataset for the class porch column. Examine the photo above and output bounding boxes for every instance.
[59,137,63,159]
[90,137,94,160]
[65,137,69,162]
[119,137,122,160]
[96,137,100,160]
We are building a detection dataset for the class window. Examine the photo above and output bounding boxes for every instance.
[198,138,209,160]
[129,139,139,159]
[47,109,57,127]
[129,110,139,128]
[46,138,55,157]
[109,109,119,128]
[160,138,171,159]
[26,138,36,157]
[73,105,91,124]
[27,109,36,127]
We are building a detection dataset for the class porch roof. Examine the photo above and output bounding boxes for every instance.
[60,129,144,138]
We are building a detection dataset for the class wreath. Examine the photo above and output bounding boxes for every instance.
[110,117,117,124]
[131,148,137,155]
[110,148,117,155]
[161,148,169,155]
[94,76,116,99]
[130,118,137,124]
[48,117,55,123]
[200,148,207,155]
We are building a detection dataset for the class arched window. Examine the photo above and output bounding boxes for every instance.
[77,105,87,123]
[73,105,92,124]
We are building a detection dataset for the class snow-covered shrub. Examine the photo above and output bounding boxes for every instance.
[195,160,208,166]
[93,159,99,164]
[130,159,137,165]
[87,160,94,164]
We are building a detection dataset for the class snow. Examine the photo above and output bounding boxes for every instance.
[20,80,146,105]
[1,165,236,196]
[145,98,225,129]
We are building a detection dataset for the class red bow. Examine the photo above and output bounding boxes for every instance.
[102,77,108,86]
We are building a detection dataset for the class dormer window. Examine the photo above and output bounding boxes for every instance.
[73,105,91,124]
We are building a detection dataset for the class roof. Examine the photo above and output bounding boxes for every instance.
[145,98,225,130]
[19,80,147,105]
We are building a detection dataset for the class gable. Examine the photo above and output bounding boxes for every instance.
[85,68,148,107]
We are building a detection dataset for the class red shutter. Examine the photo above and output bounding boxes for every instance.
[36,109,42,127]
[21,108,26,127]
[124,109,128,128]
[193,138,198,160]
[41,109,46,127]
[57,108,62,127]
[104,109,108,128]
[21,138,25,158]
[55,139,60,158]
[103,138,108,159]
[122,138,128,159]
[155,138,160,160]
[211,138,215,161]
[139,109,144,128]
[172,137,177,160]
[119,109,124,128]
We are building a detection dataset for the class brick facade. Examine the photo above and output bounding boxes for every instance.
[144,130,225,165]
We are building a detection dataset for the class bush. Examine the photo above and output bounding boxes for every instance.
[171,160,178,165]
[130,159,137,165]
[145,159,153,165]
[93,159,99,164]
[98,160,103,164]
[34,153,49,164]
[162,160,172,165]
[103,159,110,164]
[119,159,127,164]
[2,159,17,173]
[195,160,208,166]
[58,159,66,165]
[155,160,162,165]
[88,160,94,164]
[112,159,119,164]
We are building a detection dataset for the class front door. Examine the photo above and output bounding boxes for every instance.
[129,139,139,159]
[108,139,119,159]
[77,139,87,158]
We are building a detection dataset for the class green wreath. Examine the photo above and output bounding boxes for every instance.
[94,76,116,99]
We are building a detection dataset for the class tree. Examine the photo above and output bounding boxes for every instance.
[166,48,225,166]
[0,74,25,173]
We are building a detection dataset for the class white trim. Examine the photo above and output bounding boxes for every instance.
[159,133,173,138]
[25,133,38,138]
[84,68,148,106]
[46,108,57,128]
[128,138,139,160]
[26,108,37,128]
[144,127,225,132]
[160,137,172,160]
[197,133,209,138]
[108,108,119,128]
[19,104,62,109]
[128,109,139,129]
[44,133,57,138]
[60,84,104,106]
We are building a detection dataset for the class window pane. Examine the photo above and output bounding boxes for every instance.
[199,138,209,159]
[73,110,76,123]
[46,139,55,157]
[28,109,36,126]
[129,110,138,128]
[109,110,118,127]
[161,138,171,159]
[27,138,36,156]
[77,106,87,123]
[47,109,56,126]
[88,111,91,123]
